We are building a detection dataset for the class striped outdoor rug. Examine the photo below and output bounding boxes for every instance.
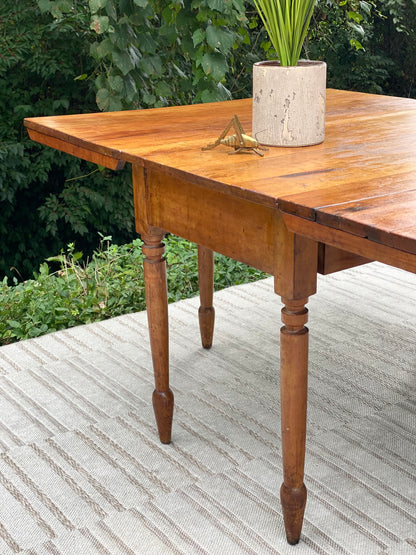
[0,261,414,554]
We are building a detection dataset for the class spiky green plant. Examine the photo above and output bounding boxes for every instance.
[253,0,316,66]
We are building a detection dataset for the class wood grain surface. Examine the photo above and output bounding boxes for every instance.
[25,89,416,256]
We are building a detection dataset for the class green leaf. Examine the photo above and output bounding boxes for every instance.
[7,320,22,329]
[207,0,227,12]
[192,28,205,48]
[359,1,371,16]
[231,0,245,13]
[139,55,163,77]
[155,80,172,97]
[159,22,178,45]
[52,98,70,111]
[348,21,365,37]
[162,5,176,24]
[112,50,135,75]
[108,96,123,111]
[348,11,363,24]
[105,0,117,19]
[216,81,232,100]
[206,25,235,53]
[123,74,138,101]
[96,88,111,111]
[142,92,156,105]
[90,15,110,34]
[38,263,50,276]
[95,74,107,89]
[56,0,72,12]
[128,45,141,68]
[96,38,114,59]
[51,4,63,18]
[201,53,228,81]
[89,0,108,14]
[37,0,53,13]
[13,104,33,115]
[200,82,231,102]
[133,0,148,6]
[90,41,100,60]
[194,47,204,68]
[349,38,364,51]
[72,251,83,261]
[137,34,158,54]
[108,74,124,93]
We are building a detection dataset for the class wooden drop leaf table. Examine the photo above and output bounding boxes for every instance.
[24,90,416,545]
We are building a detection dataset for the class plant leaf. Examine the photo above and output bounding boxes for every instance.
[206,25,235,53]
[201,53,228,80]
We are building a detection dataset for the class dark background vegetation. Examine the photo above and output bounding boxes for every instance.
[1,0,415,281]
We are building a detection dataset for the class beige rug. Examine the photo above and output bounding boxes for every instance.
[0,261,415,554]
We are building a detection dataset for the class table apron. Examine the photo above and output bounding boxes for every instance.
[141,168,280,275]
[282,212,416,275]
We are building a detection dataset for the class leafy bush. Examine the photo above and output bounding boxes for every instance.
[87,0,249,108]
[306,1,389,94]
[371,0,416,98]
[0,1,136,280]
[0,235,267,345]
[307,0,416,96]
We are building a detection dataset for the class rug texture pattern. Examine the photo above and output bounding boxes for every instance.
[0,262,415,554]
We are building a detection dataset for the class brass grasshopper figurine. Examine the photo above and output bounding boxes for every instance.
[202,114,267,157]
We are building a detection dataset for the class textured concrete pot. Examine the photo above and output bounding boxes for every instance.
[252,60,327,147]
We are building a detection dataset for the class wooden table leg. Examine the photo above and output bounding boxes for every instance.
[274,222,317,544]
[142,231,174,444]
[197,245,215,349]
[280,296,309,544]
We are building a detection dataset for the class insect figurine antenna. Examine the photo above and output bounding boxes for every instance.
[254,129,267,142]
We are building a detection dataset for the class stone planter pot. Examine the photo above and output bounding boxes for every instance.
[252,60,327,147]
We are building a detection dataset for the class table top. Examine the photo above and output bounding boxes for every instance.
[25,89,416,255]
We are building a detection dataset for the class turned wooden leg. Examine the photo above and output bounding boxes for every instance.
[142,232,174,444]
[280,297,309,545]
[197,245,215,349]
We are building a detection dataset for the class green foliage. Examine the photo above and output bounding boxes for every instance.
[253,0,316,66]
[0,1,135,280]
[0,235,267,345]
[41,0,249,109]
[306,1,396,94]
[371,0,416,98]
[37,166,134,242]
[0,236,144,344]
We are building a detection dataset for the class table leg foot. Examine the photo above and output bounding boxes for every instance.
[280,483,307,544]
[198,307,215,349]
[198,245,215,349]
[280,297,309,545]
[152,389,174,444]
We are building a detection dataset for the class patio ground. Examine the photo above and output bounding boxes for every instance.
[0,262,415,554]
